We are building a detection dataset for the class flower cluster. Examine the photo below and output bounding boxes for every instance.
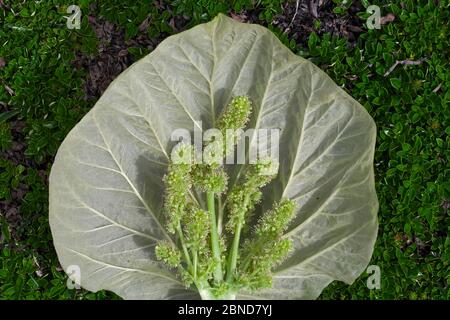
[163,161,192,234]
[155,242,181,268]
[192,164,228,194]
[238,199,296,290]
[154,96,296,299]
[216,96,252,138]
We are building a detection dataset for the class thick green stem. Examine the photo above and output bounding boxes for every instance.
[226,223,242,283]
[199,288,237,300]
[217,196,223,235]
[176,224,192,271]
[207,191,223,282]
[226,194,250,283]
[193,249,198,281]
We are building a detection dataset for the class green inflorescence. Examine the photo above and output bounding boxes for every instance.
[155,96,296,299]
[216,96,252,136]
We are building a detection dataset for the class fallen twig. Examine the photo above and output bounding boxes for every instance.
[0,79,15,96]
[383,58,426,77]
[432,83,442,93]
[380,13,395,25]
[310,0,319,19]
[288,0,300,28]
[4,85,15,96]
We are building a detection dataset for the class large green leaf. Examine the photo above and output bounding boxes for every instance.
[49,14,378,299]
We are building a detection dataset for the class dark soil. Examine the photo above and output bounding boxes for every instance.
[72,3,190,100]
[230,0,366,46]
[273,0,366,45]
[72,16,134,100]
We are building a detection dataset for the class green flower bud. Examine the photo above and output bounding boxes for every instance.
[255,199,296,238]
[217,96,252,144]
[171,142,194,165]
[270,238,291,266]
[226,159,278,233]
[236,199,296,289]
[155,242,181,268]
[246,158,279,187]
[203,139,223,166]
[192,164,228,194]
[183,204,210,249]
[163,162,192,233]
[180,268,194,288]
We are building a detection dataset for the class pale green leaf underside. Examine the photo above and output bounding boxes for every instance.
[49,14,378,300]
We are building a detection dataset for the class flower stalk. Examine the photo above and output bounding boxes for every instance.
[207,191,223,282]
